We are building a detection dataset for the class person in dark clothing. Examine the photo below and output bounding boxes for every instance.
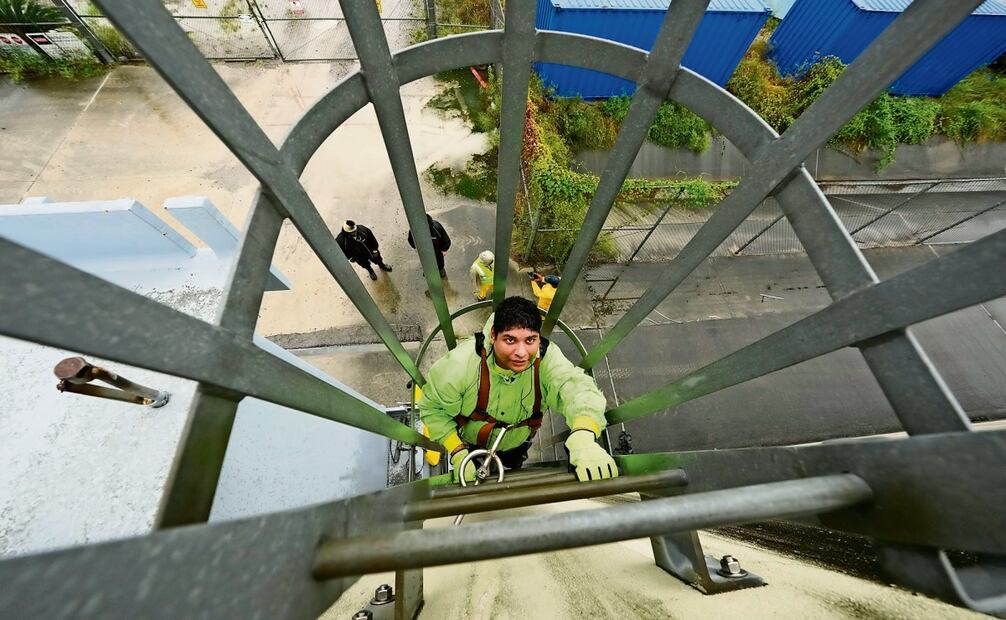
[407,213,452,278]
[336,220,392,280]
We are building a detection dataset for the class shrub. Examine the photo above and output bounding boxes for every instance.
[599,95,631,122]
[220,0,241,33]
[648,101,710,152]
[551,96,618,151]
[725,38,795,132]
[435,0,489,31]
[936,69,1006,143]
[891,97,939,144]
[81,3,135,58]
[0,47,106,82]
[0,47,50,81]
[90,20,134,58]
[0,0,62,24]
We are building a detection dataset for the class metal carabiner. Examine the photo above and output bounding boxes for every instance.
[454,425,510,525]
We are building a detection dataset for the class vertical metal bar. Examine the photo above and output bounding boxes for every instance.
[491,0,536,306]
[339,0,457,349]
[246,0,282,61]
[733,212,784,256]
[578,0,984,370]
[156,196,284,528]
[425,0,437,40]
[542,0,712,336]
[93,0,425,384]
[848,181,940,235]
[604,227,1006,424]
[777,174,971,434]
[157,392,239,527]
[916,195,1006,244]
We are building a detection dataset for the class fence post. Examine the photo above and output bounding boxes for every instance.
[733,212,785,256]
[53,0,114,64]
[523,207,541,263]
[425,0,437,39]
[489,0,503,29]
[245,0,282,60]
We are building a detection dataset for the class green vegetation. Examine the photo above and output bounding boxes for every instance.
[220,0,241,33]
[0,0,111,81]
[0,0,62,24]
[936,70,1006,143]
[0,47,106,82]
[430,0,489,37]
[81,3,135,58]
[422,12,1006,265]
[725,30,1006,168]
[425,70,731,266]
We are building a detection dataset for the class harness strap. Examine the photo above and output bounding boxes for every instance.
[454,333,549,447]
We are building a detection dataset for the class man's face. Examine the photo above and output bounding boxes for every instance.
[491,327,540,373]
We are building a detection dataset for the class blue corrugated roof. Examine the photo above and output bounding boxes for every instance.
[550,0,770,12]
[852,0,1006,16]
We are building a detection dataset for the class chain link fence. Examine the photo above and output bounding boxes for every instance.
[3,0,456,64]
[253,0,426,61]
[519,177,1006,299]
[16,0,434,62]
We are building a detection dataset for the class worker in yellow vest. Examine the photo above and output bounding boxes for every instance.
[530,273,560,312]
[470,250,494,301]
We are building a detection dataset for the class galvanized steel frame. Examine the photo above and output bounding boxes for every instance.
[1,0,1004,616]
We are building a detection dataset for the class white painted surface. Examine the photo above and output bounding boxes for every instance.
[0,199,196,271]
[0,197,386,557]
[764,0,796,17]
[164,195,292,290]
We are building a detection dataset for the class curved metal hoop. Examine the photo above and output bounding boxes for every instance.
[1,1,1000,617]
[412,300,589,371]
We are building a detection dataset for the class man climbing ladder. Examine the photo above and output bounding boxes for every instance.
[418,296,618,483]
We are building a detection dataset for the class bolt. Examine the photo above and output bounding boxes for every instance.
[352,611,372,620]
[53,357,92,381]
[371,583,394,605]
[718,554,744,578]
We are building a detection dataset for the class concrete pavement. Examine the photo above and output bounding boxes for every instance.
[1,62,493,340]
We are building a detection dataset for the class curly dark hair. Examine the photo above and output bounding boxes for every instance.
[492,296,542,334]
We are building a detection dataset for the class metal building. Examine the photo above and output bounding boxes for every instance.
[535,0,770,99]
[769,0,1006,96]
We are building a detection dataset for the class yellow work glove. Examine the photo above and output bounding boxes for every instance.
[565,429,619,481]
[450,449,477,484]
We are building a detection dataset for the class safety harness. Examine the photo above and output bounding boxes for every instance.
[453,332,550,448]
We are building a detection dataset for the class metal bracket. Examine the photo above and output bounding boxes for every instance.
[394,570,424,620]
[650,530,765,595]
[878,544,1006,618]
